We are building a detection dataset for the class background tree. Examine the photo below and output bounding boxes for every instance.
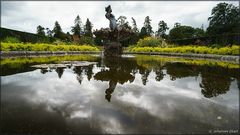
[155,20,169,38]
[143,16,153,36]
[45,28,53,37]
[36,25,45,36]
[174,22,181,28]
[71,15,82,37]
[194,28,205,37]
[169,24,207,45]
[131,17,139,33]
[53,21,66,40]
[139,27,147,39]
[53,21,62,37]
[84,18,93,37]
[117,16,131,29]
[169,25,195,40]
[66,32,72,42]
[128,17,140,45]
[207,2,240,35]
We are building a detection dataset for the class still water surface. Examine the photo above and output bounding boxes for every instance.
[1,55,239,134]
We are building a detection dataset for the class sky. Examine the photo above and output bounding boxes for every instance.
[1,1,239,34]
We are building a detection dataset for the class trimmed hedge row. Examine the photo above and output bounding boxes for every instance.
[1,42,100,52]
[129,45,239,55]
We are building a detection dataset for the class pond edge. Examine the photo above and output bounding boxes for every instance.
[1,51,239,64]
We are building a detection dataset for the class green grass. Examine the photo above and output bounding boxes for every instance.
[1,42,100,52]
[128,45,240,55]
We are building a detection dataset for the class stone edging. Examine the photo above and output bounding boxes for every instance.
[1,51,239,64]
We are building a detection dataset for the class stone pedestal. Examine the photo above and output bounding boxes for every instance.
[104,42,122,57]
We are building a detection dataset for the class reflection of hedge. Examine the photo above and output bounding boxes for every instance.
[129,45,239,55]
[1,42,100,51]
[0,27,54,43]
[1,55,99,76]
[135,55,239,69]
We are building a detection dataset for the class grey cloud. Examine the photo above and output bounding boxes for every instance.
[1,1,26,16]
[1,1,239,34]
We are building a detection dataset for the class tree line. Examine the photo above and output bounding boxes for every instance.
[36,2,239,46]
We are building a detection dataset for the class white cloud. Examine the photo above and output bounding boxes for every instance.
[1,1,239,34]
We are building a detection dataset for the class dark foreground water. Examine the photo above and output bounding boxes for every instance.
[1,55,239,134]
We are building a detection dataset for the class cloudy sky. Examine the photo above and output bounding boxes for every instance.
[1,1,239,34]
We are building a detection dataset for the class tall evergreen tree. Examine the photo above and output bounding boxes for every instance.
[207,2,239,34]
[131,17,139,33]
[155,20,169,38]
[84,18,93,37]
[71,15,82,36]
[143,16,153,36]
[128,17,139,45]
[139,27,147,39]
[36,25,45,36]
[53,21,65,39]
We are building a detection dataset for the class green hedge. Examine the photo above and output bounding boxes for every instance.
[0,27,53,43]
[1,42,100,52]
[129,45,240,55]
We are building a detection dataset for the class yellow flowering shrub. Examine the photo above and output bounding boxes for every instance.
[129,45,239,55]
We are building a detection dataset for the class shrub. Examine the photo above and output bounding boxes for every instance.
[3,37,21,43]
[137,37,167,47]
[78,36,95,45]
[210,44,222,48]
[231,45,240,55]
[52,40,67,45]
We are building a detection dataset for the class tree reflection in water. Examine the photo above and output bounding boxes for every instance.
[165,62,238,98]
[84,65,94,81]
[199,67,233,98]
[165,62,199,81]
[56,67,65,79]
[40,68,48,74]
[73,66,84,84]
[10,56,239,100]
[73,65,95,84]
[40,67,66,78]
[94,57,136,102]
[139,67,151,85]
[154,66,165,82]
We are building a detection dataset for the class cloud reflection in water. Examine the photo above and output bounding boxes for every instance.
[1,56,239,134]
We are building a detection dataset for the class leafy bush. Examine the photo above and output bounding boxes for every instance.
[210,44,222,48]
[1,42,100,52]
[52,40,67,45]
[3,37,21,43]
[137,37,167,47]
[78,36,95,45]
[129,45,239,55]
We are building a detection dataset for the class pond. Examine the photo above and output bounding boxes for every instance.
[1,54,239,134]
